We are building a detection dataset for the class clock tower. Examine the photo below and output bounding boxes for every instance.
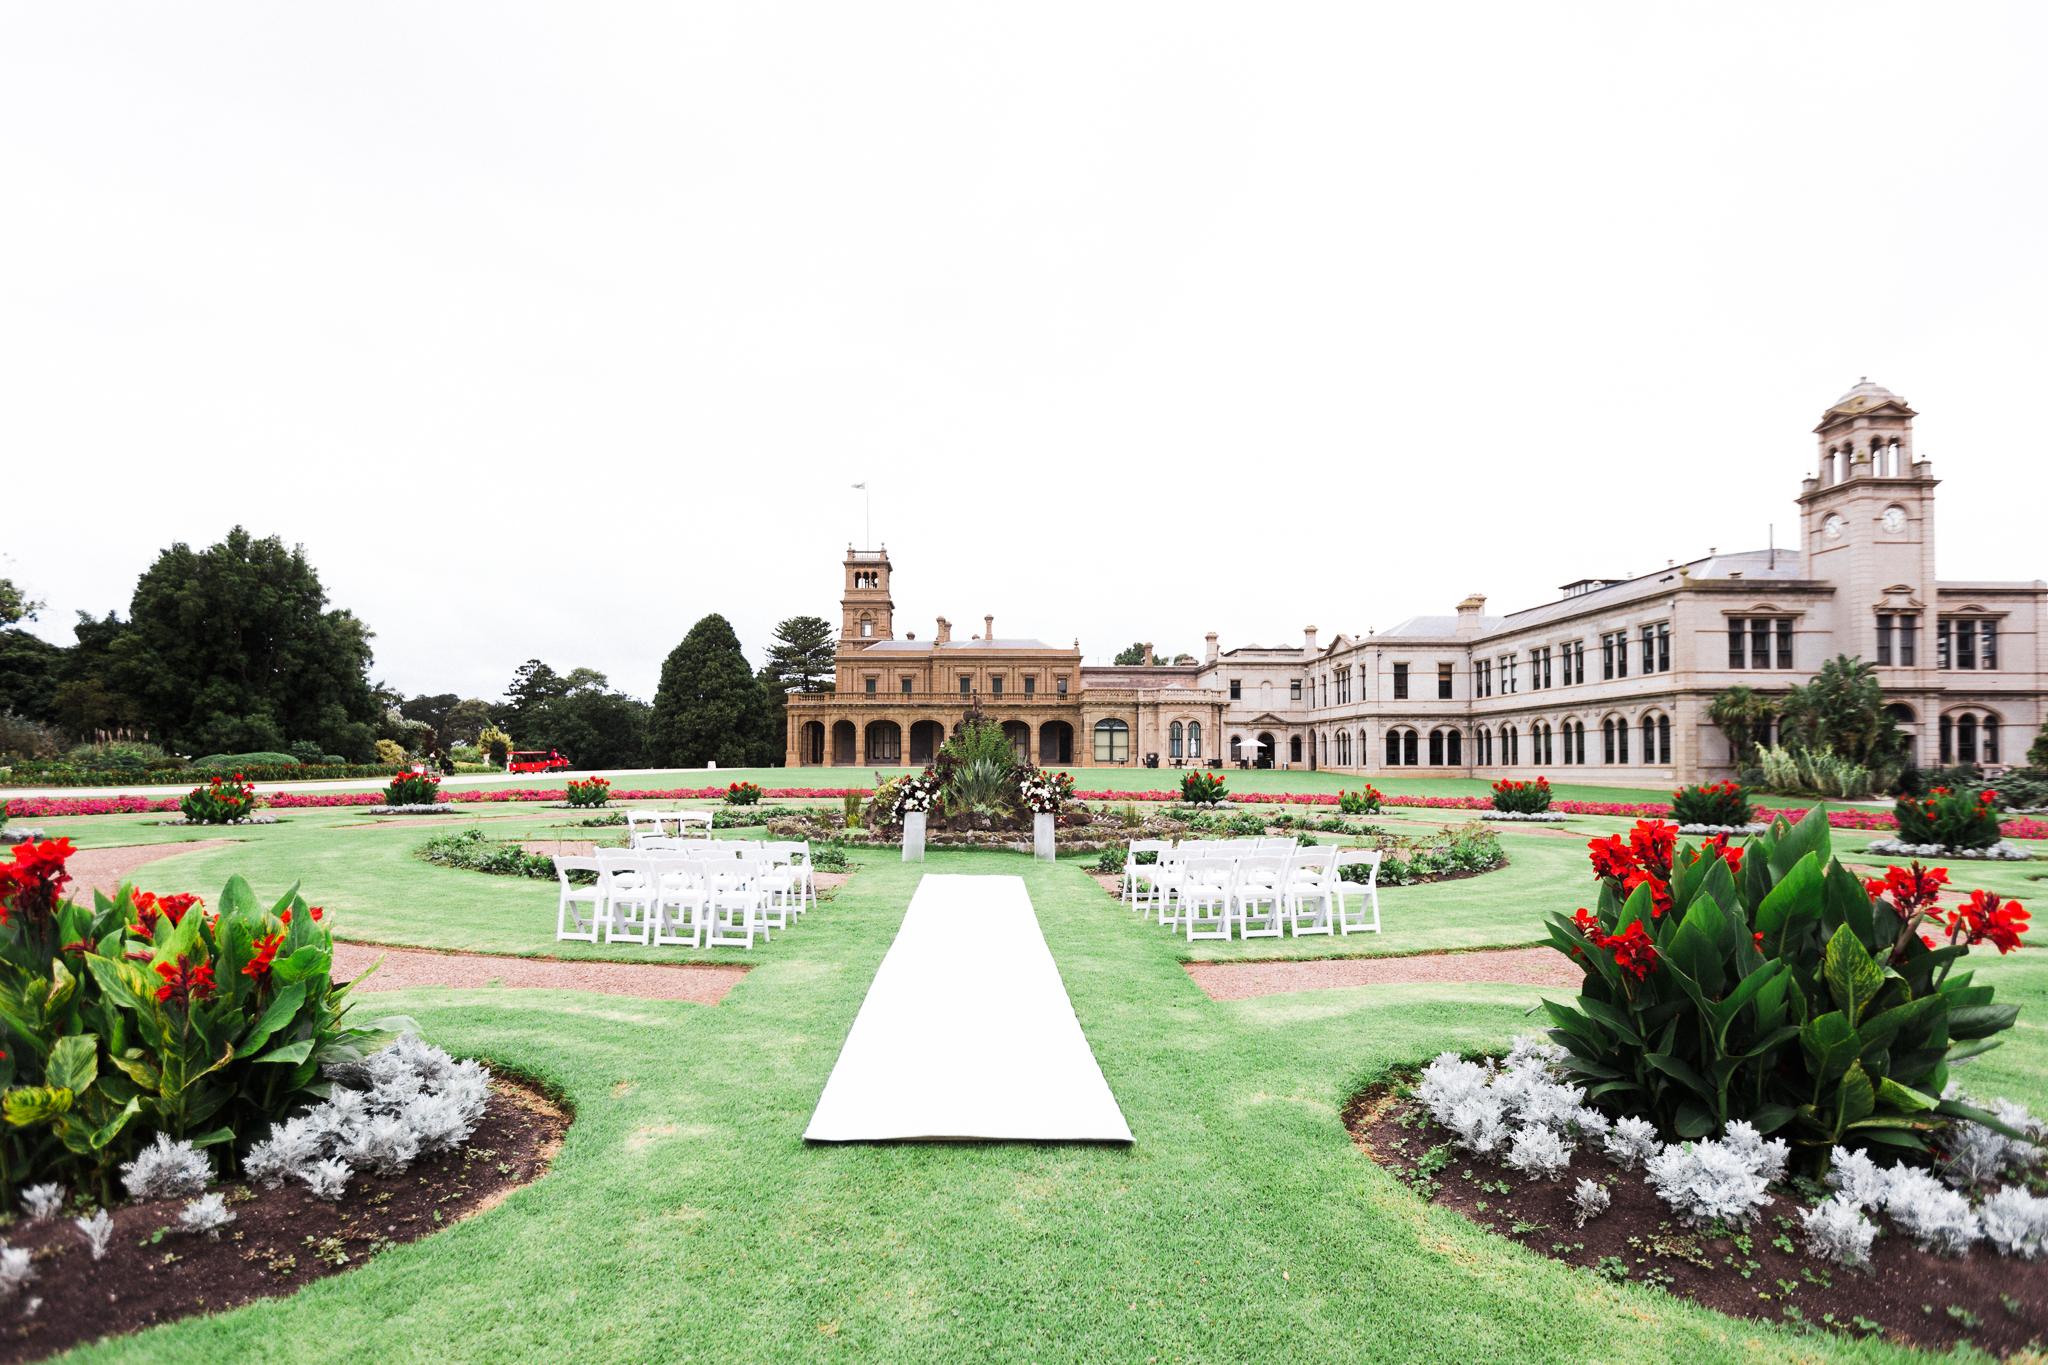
[1797,379,1939,672]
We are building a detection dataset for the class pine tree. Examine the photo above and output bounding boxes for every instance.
[759,615,836,761]
[650,614,772,768]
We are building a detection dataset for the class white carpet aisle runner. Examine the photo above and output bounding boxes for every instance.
[804,874,1134,1142]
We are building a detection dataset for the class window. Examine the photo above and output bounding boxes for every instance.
[1938,620,1951,670]
[1334,668,1351,705]
[1570,642,1585,685]
[901,677,913,694]
[1776,618,1793,669]
[1024,676,1035,695]
[1502,655,1518,693]
[1393,664,1409,700]
[1537,648,1551,689]
[1476,660,1491,698]
[1093,718,1130,763]
[864,677,877,695]
[990,676,1003,696]
[1229,679,1241,701]
[1751,619,1770,670]
[1448,729,1462,764]
[1985,716,2000,762]
[1959,714,1977,763]
[1187,722,1201,758]
[1057,677,1068,696]
[1384,730,1400,766]
[1404,729,1418,765]
[1290,678,1302,701]
[1940,713,1952,763]
[1617,718,1629,763]
[1575,721,1587,764]
[1602,719,1615,764]
[1639,623,1669,673]
[1505,725,1519,766]
[1658,714,1671,764]
[1169,721,1183,759]
[1641,716,1654,764]
[1877,613,1894,666]
[1602,633,1627,680]
[1337,730,1350,766]
[1477,726,1491,765]
[1437,663,1453,699]
[1290,735,1302,762]
[1728,619,1744,669]
[1429,729,1444,765]
[859,617,873,638]
[959,676,972,695]
[1900,615,1917,666]
[1658,623,1669,672]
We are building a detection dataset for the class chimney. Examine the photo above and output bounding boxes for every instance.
[1143,642,1154,666]
[1205,631,1219,664]
[935,616,952,643]
[984,614,994,641]
[1454,594,1487,638]
[1303,625,1318,656]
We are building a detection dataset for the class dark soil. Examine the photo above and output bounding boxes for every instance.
[1346,1082,2048,1358]
[0,1074,569,1363]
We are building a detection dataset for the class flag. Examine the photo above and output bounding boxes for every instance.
[852,482,867,490]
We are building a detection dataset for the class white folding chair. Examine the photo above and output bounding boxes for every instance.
[1181,857,1236,941]
[1234,854,1289,938]
[759,841,815,916]
[626,810,671,849]
[650,854,708,948]
[1123,840,1170,912]
[1256,837,1299,853]
[1284,847,1338,937]
[705,856,770,948]
[553,855,603,942]
[677,809,714,830]
[1334,848,1384,935]
[1148,840,1204,928]
[596,850,658,945]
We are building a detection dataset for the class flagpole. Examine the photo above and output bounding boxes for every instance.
[852,483,870,550]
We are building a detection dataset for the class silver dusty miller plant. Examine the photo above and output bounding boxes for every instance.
[1415,1038,1608,1170]
[120,1134,211,1201]
[243,1035,492,1201]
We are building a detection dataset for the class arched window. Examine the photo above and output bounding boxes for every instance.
[1336,730,1349,766]
[1447,729,1463,765]
[1477,725,1490,765]
[1168,721,1183,759]
[1357,729,1368,766]
[1403,729,1419,766]
[859,615,873,638]
[1617,717,1629,764]
[1603,718,1615,764]
[1658,714,1671,764]
[1429,729,1445,765]
[1558,722,1572,765]
[1290,735,1303,762]
[1958,714,1978,764]
[1188,722,1202,759]
[1093,718,1130,763]
[1940,714,1953,764]
[1575,722,1588,764]
[1984,716,1999,762]
[1641,716,1654,764]
[1385,730,1401,767]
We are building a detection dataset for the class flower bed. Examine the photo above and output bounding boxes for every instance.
[0,762,407,788]
[1865,838,2033,861]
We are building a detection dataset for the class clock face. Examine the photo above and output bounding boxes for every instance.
[1823,514,1847,542]
[1881,506,1907,533]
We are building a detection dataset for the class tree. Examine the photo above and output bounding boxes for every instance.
[1706,684,1778,768]
[1112,642,1151,666]
[649,614,773,768]
[0,579,42,626]
[759,616,836,760]
[1776,655,1903,767]
[2030,728,2048,769]
[444,698,495,747]
[101,528,380,760]
[400,693,462,746]
[0,629,61,722]
[501,659,566,736]
[518,689,650,770]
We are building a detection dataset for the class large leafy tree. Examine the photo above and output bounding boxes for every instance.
[759,615,836,761]
[517,688,651,770]
[400,692,462,746]
[102,527,380,759]
[1777,654,1903,766]
[650,614,773,768]
[0,630,60,722]
[1706,684,1778,768]
[1112,642,1151,666]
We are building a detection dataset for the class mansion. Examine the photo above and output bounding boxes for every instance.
[783,381,2045,788]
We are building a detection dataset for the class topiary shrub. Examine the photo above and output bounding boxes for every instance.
[190,751,298,769]
[373,739,406,767]
[1492,777,1553,814]
[287,741,324,765]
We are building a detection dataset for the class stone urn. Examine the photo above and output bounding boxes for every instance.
[902,811,927,863]
[1033,811,1055,862]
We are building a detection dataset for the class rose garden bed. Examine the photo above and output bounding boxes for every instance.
[1348,1079,2047,1357]
[0,1074,568,1363]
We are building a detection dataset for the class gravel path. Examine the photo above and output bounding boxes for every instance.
[62,840,237,899]
[331,943,750,1004]
[1185,947,1578,1001]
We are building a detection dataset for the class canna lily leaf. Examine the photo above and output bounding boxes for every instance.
[1875,1076,1937,1113]
[3,1086,73,1126]
[251,1038,316,1066]
[219,874,258,922]
[1576,995,1643,1046]
[1801,1011,1861,1085]
[1947,1003,2022,1041]
[1821,858,1875,946]
[1834,1062,1876,1135]
[88,1096,141,1150]
[45,1034,98,1094]
[1668,898,1729,998]
[1823,923,1885,1026]
[188,1125,235,1148]
[235,980,308,1059]
[1769,803,1832,880]
[83,954,154,1014]
[45,957,77,1011]
[270,946,331,985]
[108,1051,161,1091]
[1748,1103,1795,1134]
[1755,853,1823,957]
[1644,1051,1715,1103]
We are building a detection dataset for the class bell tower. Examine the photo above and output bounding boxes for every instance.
[841,544,894,646]
[1797,379,1939,665]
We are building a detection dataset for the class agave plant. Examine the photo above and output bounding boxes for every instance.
[1541,806,2025,1170]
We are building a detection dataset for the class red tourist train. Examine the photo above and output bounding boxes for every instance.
[506,749,572,774]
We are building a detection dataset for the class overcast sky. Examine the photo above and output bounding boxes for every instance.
[5,5,2043,702]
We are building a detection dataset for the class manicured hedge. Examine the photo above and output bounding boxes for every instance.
[1,762,407,788]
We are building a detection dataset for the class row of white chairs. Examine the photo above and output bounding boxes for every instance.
[553,841,816,950]
[1123,838,1382,938]
[625,809,714,846]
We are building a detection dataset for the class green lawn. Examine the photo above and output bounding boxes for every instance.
[72,845,2048,1365]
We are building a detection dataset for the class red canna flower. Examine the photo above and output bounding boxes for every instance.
[153,954,217,1005]
[1626,821,1678,879]
[60,939,91,956]
[243,931,285,979]
[277,906,324,925]
[158,893,201,926]
[1863,862,1949,914]
[1587,834,1635,880]
[0,837,78,926]
[1570,906,1659,978]
[1944,889,2031,955]
[131,891,163,938]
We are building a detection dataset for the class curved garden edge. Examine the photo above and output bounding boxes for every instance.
[0,1073,570,1365]
[330,942,753,1004]
[1341,1073,2048,1359]
[1184,946,1576,1000]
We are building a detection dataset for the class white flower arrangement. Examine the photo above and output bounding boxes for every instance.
[1018,768,1069,815]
